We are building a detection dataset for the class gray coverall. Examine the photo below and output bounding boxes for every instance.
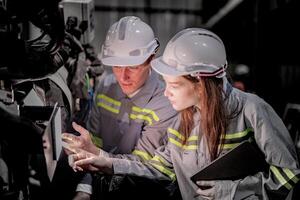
[78,70,178,196]
[112,82,300,200]
[87,70,177,156]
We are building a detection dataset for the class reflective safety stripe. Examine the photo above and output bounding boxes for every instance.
[150,155,176,181]
[97,102,119,114]
[132,150,152,161]
[132,106,159,121]
[188,135,198,141]
[150,163,176,181]
[169,138,198,150]
[98,94,121,106]
[224,128,253,139]
[152,155,168,166]
[283,168,299,184]
[97,94,121,114]
[130,113,153,125]
[168,128,185,140]
[168,128,198,150]
[130,106,159,125]
[220,128,254,150]
[169,138,183,148]
[270,166,293,190]
[220,143,240,149]
[90,133,103,148]
[183,145,198,150]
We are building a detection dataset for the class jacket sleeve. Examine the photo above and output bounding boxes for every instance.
[112,141,176,182]
[76,173,93,194]
[109,108,178,180]
[232,98,300,200]
[109,115,178,182]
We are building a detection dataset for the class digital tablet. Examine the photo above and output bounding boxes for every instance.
[190,140,268,183]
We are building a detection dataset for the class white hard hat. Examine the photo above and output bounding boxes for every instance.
[100,16,159,67]
[151,28,227,78]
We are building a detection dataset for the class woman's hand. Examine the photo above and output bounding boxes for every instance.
[62,122,99,155]
[196,180,237,199]
[196,181,216,200]
[70,149,113,174]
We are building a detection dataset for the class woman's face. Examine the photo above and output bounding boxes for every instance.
[163,75,200,111]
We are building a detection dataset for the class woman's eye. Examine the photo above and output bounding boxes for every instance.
[170,85,179,89]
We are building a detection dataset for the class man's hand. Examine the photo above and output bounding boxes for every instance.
[62,122,99,155]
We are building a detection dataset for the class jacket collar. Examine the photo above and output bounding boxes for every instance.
[222,77,233,99]
[114,70,160,108]
[130,70,160,108]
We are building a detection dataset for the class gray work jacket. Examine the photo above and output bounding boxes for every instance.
[87,70,177,157]
[112,82,300,200]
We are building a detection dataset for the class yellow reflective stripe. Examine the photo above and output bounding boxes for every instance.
[97,102,119,114]
[132,106,159,121]
[183,145,198,150]
[132,150,152,161]
[283,168,299,184]
[169,138,183,148]
[169,138,198,150]
[188,135,198,141]
[98,94,121,106]
[90,133,103,148]
[221,143,240,149]
[168,128,198,147]
[152,155,169,166]
[97,94,121,114]
[130,113,153,125]
[150,163,176,181]
[151,155,176,181]
[168,128,185,140]
[224,128,253,139]
[270,166,293,190]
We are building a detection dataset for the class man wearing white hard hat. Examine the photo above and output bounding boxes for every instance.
[63,16,179,199]
[69,28,300,200]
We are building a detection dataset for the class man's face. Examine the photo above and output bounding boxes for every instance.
[112,59,151,96]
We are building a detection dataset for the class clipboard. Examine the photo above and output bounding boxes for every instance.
[190,140,268,183]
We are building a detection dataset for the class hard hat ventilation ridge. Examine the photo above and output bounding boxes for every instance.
[118,19,127,40]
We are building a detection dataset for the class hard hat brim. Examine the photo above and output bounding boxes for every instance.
[151,57,190,77]
[101,54,150,67]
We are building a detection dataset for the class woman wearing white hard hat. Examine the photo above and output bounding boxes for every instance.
[69,28,300,200]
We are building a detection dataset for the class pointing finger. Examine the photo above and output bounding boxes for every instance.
[72,122,89,136]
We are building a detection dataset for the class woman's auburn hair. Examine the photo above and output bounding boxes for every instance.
[179,75,228,161]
